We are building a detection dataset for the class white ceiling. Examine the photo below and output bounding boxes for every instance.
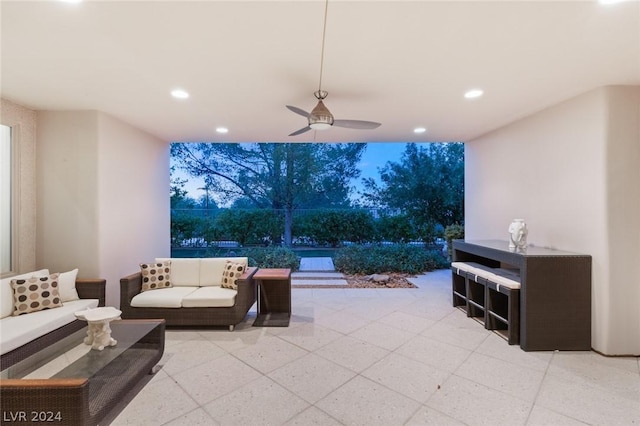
[1,0,638,143]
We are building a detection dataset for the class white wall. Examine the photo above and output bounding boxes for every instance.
[465,86,640,355]
[604,87,640,355]
[36,111,169,306]
[96,112,170,306]
[36,111,101,277]
[0,99,37,274]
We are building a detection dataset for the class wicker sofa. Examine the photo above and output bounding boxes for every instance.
[120,257,257,330]
[0,269,106,370]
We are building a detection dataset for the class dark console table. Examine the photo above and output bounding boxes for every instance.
[253,268,291,327]
[452,240,591,351]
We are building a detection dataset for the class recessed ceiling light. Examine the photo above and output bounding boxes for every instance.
[414,127,427,134]
[216,127,229,134]
[598,0,629,4]
[464,89,484,99]
[171,89,189,99]
[59,0,83,3]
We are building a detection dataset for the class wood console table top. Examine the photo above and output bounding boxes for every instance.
[254,268,291,280]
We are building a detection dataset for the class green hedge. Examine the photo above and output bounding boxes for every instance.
[240,246,300,271]
[333,244,448,275]
[294,209,376,247]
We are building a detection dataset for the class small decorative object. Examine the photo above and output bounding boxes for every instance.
[75,307,122,351]
[508,219,528,250]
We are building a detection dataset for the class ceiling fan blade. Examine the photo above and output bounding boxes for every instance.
[333,119,381,130]
[286,105,310,118]
[289,126,312,136]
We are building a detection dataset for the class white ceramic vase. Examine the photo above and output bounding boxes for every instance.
[508,219,528,249]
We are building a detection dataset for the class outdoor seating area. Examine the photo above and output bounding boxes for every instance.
[107,269,639,425]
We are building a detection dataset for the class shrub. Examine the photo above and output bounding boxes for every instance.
[295,209,376,246]
[444,223,465,259]
[240,246,300,271]
[375,214,416,243]
[214,209,283,246]
[333,244,448,275]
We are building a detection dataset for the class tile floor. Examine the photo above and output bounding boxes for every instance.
[110,270,640,426]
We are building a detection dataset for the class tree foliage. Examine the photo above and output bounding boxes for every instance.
[170,143,366,246]
[361,143,464,241]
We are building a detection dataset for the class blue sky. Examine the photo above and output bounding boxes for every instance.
[172,142,415,203]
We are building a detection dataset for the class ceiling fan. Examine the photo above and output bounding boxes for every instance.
[286,0,381,137]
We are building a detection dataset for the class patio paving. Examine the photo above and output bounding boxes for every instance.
[108,269,640,426]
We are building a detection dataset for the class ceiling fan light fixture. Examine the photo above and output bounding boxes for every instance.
[308,100,334,130]
[309,122,332,130]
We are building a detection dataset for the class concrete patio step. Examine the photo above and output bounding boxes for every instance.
[292,272,345,279]
[292,278,348,286]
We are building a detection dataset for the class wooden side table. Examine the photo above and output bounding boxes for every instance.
[253,268,291,327]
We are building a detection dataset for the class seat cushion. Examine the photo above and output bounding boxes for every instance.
[0,298,98,355]
[130,286,198,308]
[181,287,237,308]
[1,269,50,319]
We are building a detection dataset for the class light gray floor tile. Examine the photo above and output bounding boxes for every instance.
[316,375,421,426]
[111,376,199,425]
[421,314,490,351]
[161,339,227,375]
[426,375,532,426]
[454,352,545,402]
[547,351,640,400]
[284,406,343,426]
[276,322,344,351]
[314,309,370,334]
[396,335,472,373]
[349,321,416,351]
[268,352,356,403]
[376,311,436,334]
[199,326,267,353]
[535,374,640,425]
[525,405,589,426]
[172,354,262,405]
[162,408,219,426]
[232,334,308,374]
[405,406,467,425]
[203,376,309,425]
[314,335,390,373]
[361,352,450,403]
[476,333,553,373]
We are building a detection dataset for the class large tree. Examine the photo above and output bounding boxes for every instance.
[170,142,365,246]
[361,143,464,240]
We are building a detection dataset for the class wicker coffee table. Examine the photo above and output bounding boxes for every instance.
[0,319,165,426]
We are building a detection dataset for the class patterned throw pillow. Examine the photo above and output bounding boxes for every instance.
[140,261,172,292]
[11,273,62,316]
[221,261,246,290]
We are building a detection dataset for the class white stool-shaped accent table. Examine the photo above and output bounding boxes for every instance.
[75,307,122,351]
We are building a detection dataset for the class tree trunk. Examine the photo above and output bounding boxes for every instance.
[283,208,293,247]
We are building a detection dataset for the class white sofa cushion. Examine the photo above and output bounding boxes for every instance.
[130,286,198,308]
[0,298,98,355]
[58,269,80,302]
[1,269,50,319]
[199,258,228,286]
[182,287,237,308]
[156,258,199,286]
[200,257,248,287]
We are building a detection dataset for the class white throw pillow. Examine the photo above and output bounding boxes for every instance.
[58,269,80,302]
